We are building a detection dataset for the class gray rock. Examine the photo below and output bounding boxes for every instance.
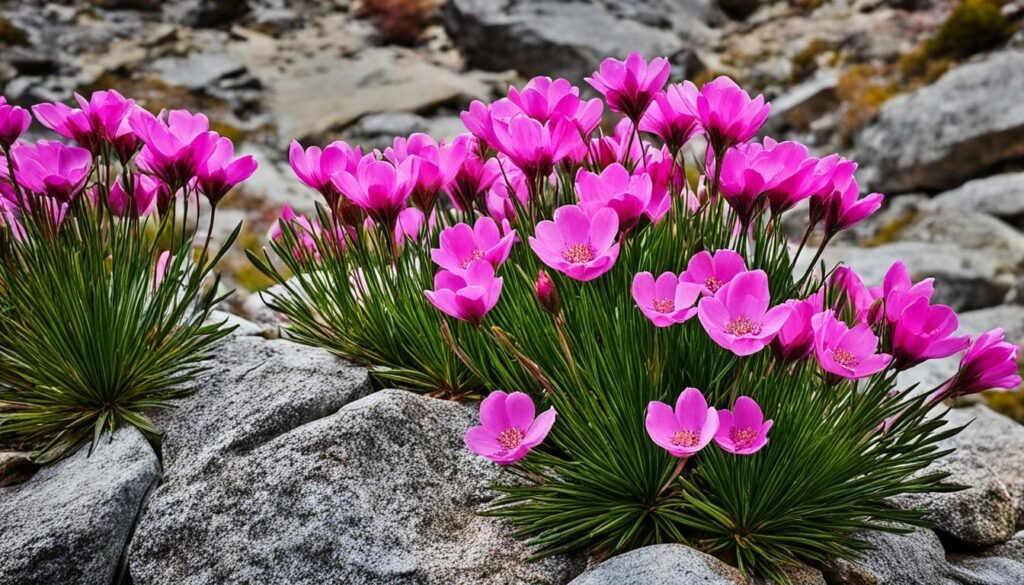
[856,50,1024,194]
[816,242,1015,312]
[896,207,1024,263]
[346,112,467,151]
[441,0,695,83]
[208,310,264,337]
[181,0,248,27]
[568,544,743,585]
[130,388,582,584]
[150,52,246,91]
[933,173,1024,230]
[0,427,159,585]
[241,284,288,328]
[760,71,839,136]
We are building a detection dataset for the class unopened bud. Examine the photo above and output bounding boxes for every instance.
[536,270,561,317]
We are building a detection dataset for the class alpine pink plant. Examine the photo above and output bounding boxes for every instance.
[130,109,219,190]
[645,387,719,458]
[33,90,138,159]
[586,52,670,123]
[639,82,701,153]
[529,205,620,281]
[331,155,415,228]
[490,115,580,185]
[890,298,969,370]
[0,99,31,149]
[880,261,934,323]
[694,76,770,154]
[632,272,702,327]
[506,76,603,134]
[104,174,163,217]
[697,270,792,356]
[679,249,747,296]
[11,141,92,202]
[812,160,885,239]
[465,391,556,465]
[770,296,820,363]
[812,311,891,380]
[714,396,772,455]
[384,133,468,213]
[195,136,258,207]
[424,260,503,327]
[575,163,652,231]
[431,216,516,273]
[927,328,1021,405]
[288,139,362,206]
[445,135,501,211]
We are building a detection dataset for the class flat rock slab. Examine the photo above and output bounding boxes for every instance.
[0,427,159,585]
[933,173,1024,230]
[569,544,744,585]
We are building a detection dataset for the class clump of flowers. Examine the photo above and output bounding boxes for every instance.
[0,92,253,461]
[251,52,1018,580]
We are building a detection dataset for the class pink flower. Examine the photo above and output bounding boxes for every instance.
[106,174,163,217]
[575,163,652,231]
[679,249,746,296]
[586,52,670,122]
[154,251,171,288]
[506,76,603,134]
[536,270,561,316]
[445,135,501,211]
[830,266,877,323]
[646,387,719,458]
[632,272,702,327]
[268,204,331,261]
[384,133,468,213]
[643,146,691,222]
[574,117,644,168]
[714,396,772,455]
[718,142,783,228]
[697,270,792,356]
[491,114,580,184]
[431,216,516,273]
[811,311,892,380]
[34,90,138,159]
[195,136,257,206]
[424,260,503,326]
[758,139,835,216]
[465,391,556,465]
[891,298,970,370]
[694,76,770,153]
[394,207,427,245]
[529,205,620,281]
[639,82,701,153]
[880,261,934,323]
[289,139,362,207]
[0,100,31,148]
[927,328,1022,405]
[11,140,92,202]
[331,155,415,228]
[130,109,219,189]
[812,160,884,238]
[770,296,819,362]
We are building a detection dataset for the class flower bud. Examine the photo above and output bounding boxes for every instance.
[536,270,561,317]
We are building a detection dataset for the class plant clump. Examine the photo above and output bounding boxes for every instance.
[249,53,1021,581]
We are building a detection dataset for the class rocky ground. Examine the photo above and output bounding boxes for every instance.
[4,0,1024,583]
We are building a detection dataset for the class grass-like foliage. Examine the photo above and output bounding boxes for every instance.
[0,92,253,462]
[250,56,1019,580]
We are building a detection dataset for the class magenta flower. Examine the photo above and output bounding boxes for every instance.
[424,260,503,326]
[575,163,652,231]
[506,76,603,134]
[11,140,92,202]
[880,261,934,323]
[697,270,792,356]
[718,142,783,228]
[529,205,620,282]
[679,249,747,296]
[646,388,719,458]
[928,328,1022,405]
[535,270,561,316]
[811,311,892,380]
[130,109,219,189]
[714,396,772,455]
[445,135,501,211]
[632,272,702,327]
[384,133,468,213]
[195,136,258,207]
[154,251,171,289]
[465,391,556,465]
[643,146,691,222]
[586,52,670,122]
[106,174,163,217]
[394,207,427,245]
[34,90,138,158]
[694,76,770,153]
[491,114,580,185]
[639,82,701,153]
[431,216,515,273]
[0,99,31,149]
[289,139,362,208]
[758,139,835,216]
[331,155,415,228]
[770,296,819,362]
[268,204,321,261]
[812,160,884,238]
[891,298,970,370]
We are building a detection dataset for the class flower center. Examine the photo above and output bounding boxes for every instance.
[652,298,675,313]
[705,276,724,293]
[496,426,524,450]
[831,347,859,369]
[563,242,595,264]
[725,316,761,336]
[671,429,699,447]
[730,427,757,449]
[461,248,485,268]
